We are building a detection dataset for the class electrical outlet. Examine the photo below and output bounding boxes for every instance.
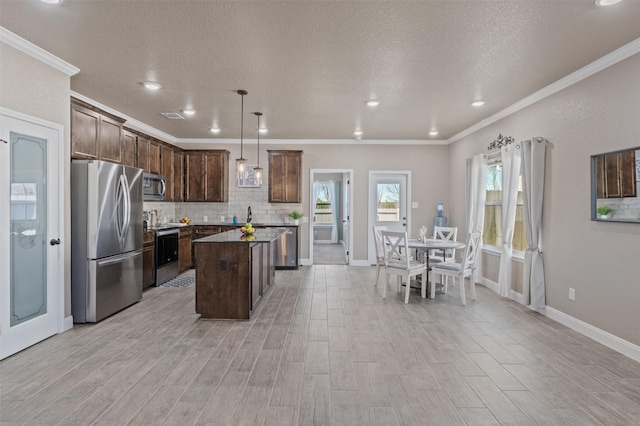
[569,287,575,301]
[203,215,208,222]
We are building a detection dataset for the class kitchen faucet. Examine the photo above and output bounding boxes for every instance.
[247,206,252,224]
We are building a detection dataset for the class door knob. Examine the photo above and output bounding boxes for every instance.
[50,238,61,246]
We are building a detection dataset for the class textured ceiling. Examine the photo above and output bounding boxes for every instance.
[1,1,640,142]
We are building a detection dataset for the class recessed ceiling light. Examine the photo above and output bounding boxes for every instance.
[471,100,485,107]
[258,128,268,134]
[366,100,380,107]
[353,130,363,137]
[143,81,161,90]
[429,130,439,137]
[210,127,221,134]
[595,0,622,6]
[40,0,63,4]
[182,109,196,116]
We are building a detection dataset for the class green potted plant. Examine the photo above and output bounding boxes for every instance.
[288,210,304,225]
[596,206,613,219]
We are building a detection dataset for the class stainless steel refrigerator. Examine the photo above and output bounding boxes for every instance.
[71,160,143,323]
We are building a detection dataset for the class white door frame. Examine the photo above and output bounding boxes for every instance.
[309,169,354,265]
[368,170,412,265]
[0,107,66,359]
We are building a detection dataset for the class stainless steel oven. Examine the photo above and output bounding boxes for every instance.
[156,228,179,285]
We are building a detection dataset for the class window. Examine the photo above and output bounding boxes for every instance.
[314,182,333,224]
[483,162,527,252]
[376,183,400,222]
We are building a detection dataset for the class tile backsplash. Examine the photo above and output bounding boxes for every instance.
[145,186,303,225]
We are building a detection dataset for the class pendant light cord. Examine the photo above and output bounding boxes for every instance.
[240,93,244,158]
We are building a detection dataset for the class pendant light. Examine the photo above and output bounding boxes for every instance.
[236,89,248,179]
[253,112,263,185]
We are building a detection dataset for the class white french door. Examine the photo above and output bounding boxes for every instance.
[342,173,351,264]
[0,109,64,360]
[368,171,410,264]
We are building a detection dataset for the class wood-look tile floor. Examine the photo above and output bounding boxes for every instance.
[2,265,640,425]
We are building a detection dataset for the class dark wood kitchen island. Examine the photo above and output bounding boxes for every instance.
[192,228,285,319]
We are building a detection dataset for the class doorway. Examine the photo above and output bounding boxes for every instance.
[368,171,411,264]
[309,169,353,265]
[0,109,65,360]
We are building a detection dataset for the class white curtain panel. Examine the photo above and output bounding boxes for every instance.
[522,138,547,308]
[466,154,487,278]
[498,145,522,298]
[330,180,340,243]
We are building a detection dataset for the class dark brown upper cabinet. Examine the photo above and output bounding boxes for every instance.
[268,150,303,203]
[161,144,174,201]
[121,129,137,168]
[595,149,637,199]
[173,150,184,202]
[71,98,124,163]
[149,140,162,175]
[184,150,229,202]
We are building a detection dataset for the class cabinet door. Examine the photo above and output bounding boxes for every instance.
[122,130,137,168]
[149,141,162,175]
[137,135,150,172]
[161,145,174,201]
[268,150,302,203]
[620,150,637,197]
[205,151,229,202]
[595,155,605,199]
[99,115,123,164]
[173,150,184,202]
[251,244,262,310]
[143,243,155,288]
[605,154,621,198]
[179,236,192,272]
[71,104,100,159]
[185,152,205,201]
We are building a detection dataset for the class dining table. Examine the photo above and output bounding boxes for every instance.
[405,238,466,297]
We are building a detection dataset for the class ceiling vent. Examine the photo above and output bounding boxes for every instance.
[161,112,184,119]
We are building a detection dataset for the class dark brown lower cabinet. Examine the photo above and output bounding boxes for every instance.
[178,226,193,272]
[143,231,155,288]
[251,244,262,310]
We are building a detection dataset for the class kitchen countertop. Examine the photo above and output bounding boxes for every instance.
[146,222,299,231]
[193,227,286,243]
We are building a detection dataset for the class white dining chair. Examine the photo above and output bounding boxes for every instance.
[430,226,458,263]
[429,232,481,305]
[382,231,428,304]
[372,225,387,286]
[429,225,458,293]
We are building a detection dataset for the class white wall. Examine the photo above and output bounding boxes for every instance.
[447,52,640,346]
[0,42,72,317]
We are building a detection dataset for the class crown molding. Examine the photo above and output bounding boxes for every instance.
[447,37,640,144]
[0,26,79,76]
[175,138,446,146]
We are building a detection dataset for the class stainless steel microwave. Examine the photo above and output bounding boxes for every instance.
[143,173,166,201]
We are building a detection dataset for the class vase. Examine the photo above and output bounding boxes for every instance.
[598,214,611,219]
[293,219,299,225]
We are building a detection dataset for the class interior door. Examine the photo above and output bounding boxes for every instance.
[0,111,63,360]
[368,172,409,264]
[342,174,350,264]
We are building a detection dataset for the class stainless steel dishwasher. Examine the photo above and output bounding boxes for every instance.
[274,226,299,269]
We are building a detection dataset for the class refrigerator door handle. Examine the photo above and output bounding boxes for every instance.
[121,173,131,241]
[97,250,143,267]
[115,174,124,242]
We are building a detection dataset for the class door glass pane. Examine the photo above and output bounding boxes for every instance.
[10,132,47,326]
[377,183,400,222]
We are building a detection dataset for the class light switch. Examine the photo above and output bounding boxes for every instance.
[412,202,419,209]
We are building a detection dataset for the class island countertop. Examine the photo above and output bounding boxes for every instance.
[192,227,286,243]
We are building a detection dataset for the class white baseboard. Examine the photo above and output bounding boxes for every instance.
[544,306,640,363]
[300,258,312,266]
[350,260,370,267]
[63,315,74,332]
[481,277,640,362]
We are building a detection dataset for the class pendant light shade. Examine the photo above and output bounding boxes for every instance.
[236,90,248,179]
[254,112,263,185]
